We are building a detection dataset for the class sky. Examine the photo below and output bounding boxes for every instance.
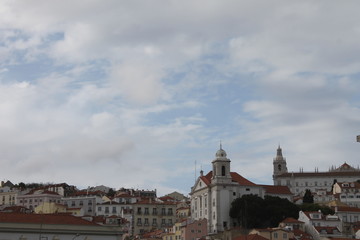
[1,1,360,196]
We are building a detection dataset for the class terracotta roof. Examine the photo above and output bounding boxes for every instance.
[277,171,360,178]
[233,234,269,240]
[134,199,177,205]
[231,172,257,186]
[68,190,104,197]
[159,196,175,202]
[336,206,360,212]
[0,213,98,225]
[293,229,313,240]
[200,171,257,186]
[314,226,340,234]
[1,206,30,213]
[281,217,304,224]
[260,185,292,195]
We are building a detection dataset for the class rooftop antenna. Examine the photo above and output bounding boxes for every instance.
[194,160,197,183]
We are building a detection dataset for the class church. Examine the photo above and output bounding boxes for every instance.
[190,144,360,234]
[273,145,360,196]
[189,145,263,234]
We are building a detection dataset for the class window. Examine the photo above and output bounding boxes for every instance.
[168,208,173,215]
[283,233,287,239]
[79,201,83,206]
[274,233,278,239]
[152,208,157,215]
[112,207,116,213]
[88,200,92,205]
[105,207,109,213]
[162,208,166,215]
[223,221,227,228]
[137,218,142,226]
[144,208,149,215]
[144,218,149,226]
[98,206,102,211]
[152,218,157,226]
[222,166,226,176]
[137,207,142,214]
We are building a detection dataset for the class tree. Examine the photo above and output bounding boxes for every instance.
[107,188,116,198]
[263,196,300,227]
[230,194,265,228]
[300,203,334,215]
[303,189,314,203]
[230,195,299,229]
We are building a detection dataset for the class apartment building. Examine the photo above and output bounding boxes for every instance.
[133,198,177,236]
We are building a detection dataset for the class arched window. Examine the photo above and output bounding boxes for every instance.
[222,166,226,176]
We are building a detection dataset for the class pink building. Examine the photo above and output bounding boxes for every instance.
[181,218,207,240]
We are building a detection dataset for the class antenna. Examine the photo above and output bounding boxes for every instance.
[195,160,197,183]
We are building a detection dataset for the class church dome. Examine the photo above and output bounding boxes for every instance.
[215,145,227,158]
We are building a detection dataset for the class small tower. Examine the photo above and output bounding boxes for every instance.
[211,144,232,184]
[273,145,288,177]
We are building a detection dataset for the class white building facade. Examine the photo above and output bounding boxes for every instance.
[190,146,263,234]
[273,146,360,197]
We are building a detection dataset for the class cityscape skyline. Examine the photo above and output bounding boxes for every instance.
[0,1,360,196]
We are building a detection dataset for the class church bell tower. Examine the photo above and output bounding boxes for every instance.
[273,145,288,178]
[212,144,232,184]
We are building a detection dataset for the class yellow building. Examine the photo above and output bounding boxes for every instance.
[176,206,190,220]
[133,198,177,236]
[34,202,67,214]
[173,221,182,240]
[0,188,17,206]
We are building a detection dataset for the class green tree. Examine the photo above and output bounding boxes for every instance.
[107,188,116,198]
[303,189,314,203]
[263,196,300,227]
[230,195,300,229]
[230,194,266,228]
[300,203,334,215]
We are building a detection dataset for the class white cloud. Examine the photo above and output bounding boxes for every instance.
[0,1,360,196]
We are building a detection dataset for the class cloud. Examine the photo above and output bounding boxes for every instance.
[0,1,360,196]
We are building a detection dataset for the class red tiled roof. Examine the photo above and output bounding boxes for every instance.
[293,229,313,240]
[314,226,340,234]
[0,213,98,226]
[277,171,360,178]
[281,217,304,224]
[231,172,257,186]
[336,206,360,212]
[260,185,292,195]
[159,196,175,201]
[200,171,257,186]
[1,206,30,213]
[134,199,177,205]
[69,190,104,197]
[233,234,269,240]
